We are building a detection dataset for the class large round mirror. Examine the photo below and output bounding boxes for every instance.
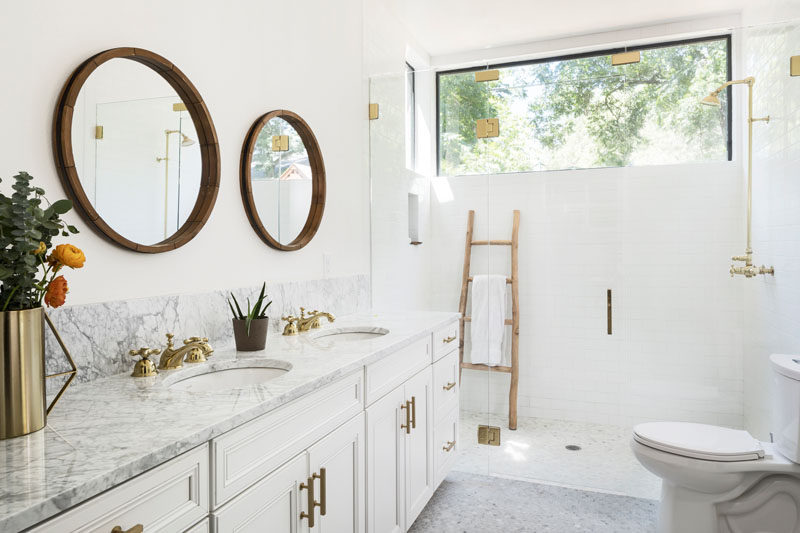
[53,48,220,253]
[240,110,325,251]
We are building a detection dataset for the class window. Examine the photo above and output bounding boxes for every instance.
[437,36,731,176]
[405,61,416,170]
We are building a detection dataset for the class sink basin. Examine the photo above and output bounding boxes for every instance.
[312,327,389,342]
[167,361,291,392]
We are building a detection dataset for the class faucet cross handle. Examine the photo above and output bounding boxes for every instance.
[129,347,159,358]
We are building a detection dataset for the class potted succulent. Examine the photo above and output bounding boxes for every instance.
[0,171,85,439]
[228,282,272,351]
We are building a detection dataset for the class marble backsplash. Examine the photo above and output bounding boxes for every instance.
[44,275,370,390]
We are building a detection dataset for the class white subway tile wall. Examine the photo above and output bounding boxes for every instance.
[429,164,745,427]
[743,20,800,440]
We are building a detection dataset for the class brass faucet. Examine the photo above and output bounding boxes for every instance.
[297,307,335,332]
[282,315,300,336]
[282,308,335,335]
[158,333,214,370]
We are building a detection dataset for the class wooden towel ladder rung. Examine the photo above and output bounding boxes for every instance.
[458,209,520,431]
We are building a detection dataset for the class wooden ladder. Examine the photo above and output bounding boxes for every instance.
[458,209,520,430]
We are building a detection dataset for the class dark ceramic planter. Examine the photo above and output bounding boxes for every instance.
[232,317,269,351]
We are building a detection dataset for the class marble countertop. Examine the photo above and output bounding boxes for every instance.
[0,310,460,532]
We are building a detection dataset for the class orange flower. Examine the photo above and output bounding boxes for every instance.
[44,276,68,308]
[30,241,46,255]
[47,244,85,269]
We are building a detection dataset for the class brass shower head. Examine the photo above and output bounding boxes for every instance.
[700,93,721,107]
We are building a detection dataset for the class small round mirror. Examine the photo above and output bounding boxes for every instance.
[240,110,325,251]
[54,48,220,253]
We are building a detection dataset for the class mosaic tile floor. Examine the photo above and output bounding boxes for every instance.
[454,411,662,500]
[409,470,658,533]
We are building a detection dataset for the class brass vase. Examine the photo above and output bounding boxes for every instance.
[0,307,76,440]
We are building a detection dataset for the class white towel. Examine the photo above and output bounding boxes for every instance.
[469,274,507,366]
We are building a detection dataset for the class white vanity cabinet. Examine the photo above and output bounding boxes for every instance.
[28,444,209,533]
[19,318,460,533]
[212,413,365,533]
[365,330,445,533]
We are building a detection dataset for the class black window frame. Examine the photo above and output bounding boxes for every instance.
[435,34,733,176]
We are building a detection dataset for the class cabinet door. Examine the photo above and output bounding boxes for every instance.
[213,452,309,533]
[366,385,406,533]
[308,412,365,533]
[403,367,433,527]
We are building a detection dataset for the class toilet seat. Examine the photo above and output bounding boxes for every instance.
[633,422,765,462]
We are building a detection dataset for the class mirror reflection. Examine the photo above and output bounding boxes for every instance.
[248,117,312,245]
[71,58,202,245]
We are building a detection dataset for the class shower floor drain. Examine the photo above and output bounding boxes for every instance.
[565,445,581,451]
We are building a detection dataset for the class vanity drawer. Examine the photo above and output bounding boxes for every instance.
[364,337,430,406]
[211,370,362,508]
[29,444,209,533]
[432,320,459,362]
[186,518,211,533]
[433,407,459,488]
[432,349,459,422]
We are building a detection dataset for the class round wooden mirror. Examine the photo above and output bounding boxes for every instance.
[240,110,325,251]
[53,47,220,253]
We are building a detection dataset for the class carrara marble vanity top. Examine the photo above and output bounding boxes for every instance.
[0,310,459,532]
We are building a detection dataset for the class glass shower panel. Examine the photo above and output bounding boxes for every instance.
[368,68,495,481]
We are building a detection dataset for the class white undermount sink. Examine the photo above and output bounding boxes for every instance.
[166,361,291,392]
[312,327,389,342]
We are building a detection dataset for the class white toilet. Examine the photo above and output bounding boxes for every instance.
[631,354,800,533]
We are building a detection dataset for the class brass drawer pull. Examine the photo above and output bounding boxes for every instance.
[442,335,456,344]
[443,440,456,452]
[401,400,412,434]
[410,396,416,429]
[111,526,143,533]
[300,476,320,527]
[443,381,456,391]
[314,467,327,516]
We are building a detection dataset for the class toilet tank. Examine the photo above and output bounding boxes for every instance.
[770,354,800,463]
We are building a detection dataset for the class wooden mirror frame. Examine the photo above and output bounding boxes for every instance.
[53,47,220,253]
[240,110,326,251]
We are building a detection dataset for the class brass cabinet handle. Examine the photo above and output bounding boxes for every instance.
[443,381,456,391]
[410,396,417,429]
[443,440,456,452]
[300,476,318,527]
[442,335,456,344]
[314,467,327,516]
[111,526,143,533]
[400,400,411,434]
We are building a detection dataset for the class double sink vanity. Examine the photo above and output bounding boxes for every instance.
[0,311,461,533]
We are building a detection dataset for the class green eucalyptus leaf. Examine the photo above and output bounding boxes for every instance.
[50,199,72,214]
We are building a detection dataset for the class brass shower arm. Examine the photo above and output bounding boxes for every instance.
[709,77,755,96]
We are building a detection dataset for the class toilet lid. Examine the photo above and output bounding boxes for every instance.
[633,422,765,462]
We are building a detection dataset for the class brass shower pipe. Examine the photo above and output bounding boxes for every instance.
[156,129,195,239]
[701,77,774,278]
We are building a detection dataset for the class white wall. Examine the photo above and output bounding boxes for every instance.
[0,0,368,305]
[741,12,800,440]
